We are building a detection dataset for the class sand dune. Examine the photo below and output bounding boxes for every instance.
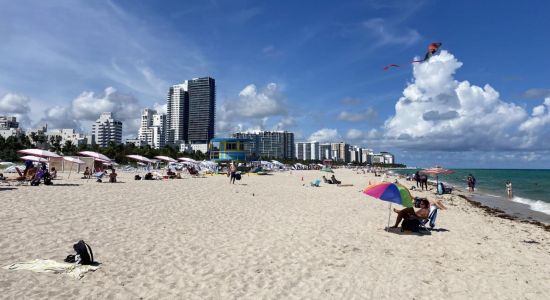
[0,169,548,299]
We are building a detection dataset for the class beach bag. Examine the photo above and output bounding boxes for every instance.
[134,175,141,180]
[401,219,420,232]
[73,240,94,265]
[235,173,241,180]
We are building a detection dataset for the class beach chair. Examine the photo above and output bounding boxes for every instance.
[93,172,105,183]
[310,179,321,187]
[420,206,439,230]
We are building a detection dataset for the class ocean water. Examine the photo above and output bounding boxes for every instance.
[391,168,550,216]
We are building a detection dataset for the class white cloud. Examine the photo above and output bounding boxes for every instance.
[38,106,80,130]
[382,51,550,151]
[308,128,339,142]
[520,88,550,99]
[346,128,363,140]
[337,108,377,122]
[217,83,290,136]
[72,87,141,122]
[363,18,420,46]
[0,92,32,127]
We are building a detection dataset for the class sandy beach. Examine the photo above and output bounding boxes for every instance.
[1,169,549,299]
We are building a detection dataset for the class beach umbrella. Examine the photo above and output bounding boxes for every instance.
[154,155,177,162]
[17,149,61,158]
[420,166,454,185]
[126,154,154,164]
[63,156,85,178]
[78,151,112,162]
[178,157,198,164]
[363,182,414,231]
[19,155,48,163]
[321,167,334,173]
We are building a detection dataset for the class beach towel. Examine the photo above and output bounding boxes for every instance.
[3,259,99,279]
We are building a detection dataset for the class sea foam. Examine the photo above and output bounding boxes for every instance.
[511,196,550,215]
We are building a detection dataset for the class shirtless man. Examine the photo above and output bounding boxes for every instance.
[390,199,430,228]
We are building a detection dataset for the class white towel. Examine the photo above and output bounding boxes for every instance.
[3,259,99,279]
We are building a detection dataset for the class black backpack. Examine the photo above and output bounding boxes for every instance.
[73,240,94,265]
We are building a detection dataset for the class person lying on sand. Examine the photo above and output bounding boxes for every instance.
[390,199,430,228]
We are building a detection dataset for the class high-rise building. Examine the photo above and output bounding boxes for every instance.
[46,129,89,146]
[92,112,122,147]
[166,82,189,145]
[319,143,332,160]
[233,131,294,159]
[330,142,350,162]
[0,116,19,129]
[165,77,216,146]
[187,77,215,144]
[295,141,320,161]
[138,108,166,149]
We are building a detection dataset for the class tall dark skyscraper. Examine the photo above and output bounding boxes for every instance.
[165,77,215,145]
[187,77,216,144]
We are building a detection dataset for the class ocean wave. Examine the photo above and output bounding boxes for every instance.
[511,196,550,215]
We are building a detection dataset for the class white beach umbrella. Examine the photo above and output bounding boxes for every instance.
[19,155,48,163]
[154,155,177,162]
[78,151,112,162]
[178,157,198,164]
[18,149,61,158]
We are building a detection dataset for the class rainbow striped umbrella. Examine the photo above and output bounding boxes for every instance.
[364,182,414,230]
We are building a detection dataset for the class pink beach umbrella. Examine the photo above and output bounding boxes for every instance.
[178,157,198,164]
[19,155,48,163]
[126,154,154,164]
[18,149,61,158]
[420,166,454,185]
[154,155,177,162]
[63,156,86,178]
[78,151,112,162]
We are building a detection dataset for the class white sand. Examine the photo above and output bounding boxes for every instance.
[0,169,548,299]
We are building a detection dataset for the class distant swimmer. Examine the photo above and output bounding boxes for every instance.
[506,180,513,198]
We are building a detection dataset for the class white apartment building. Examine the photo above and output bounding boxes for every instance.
[92,112,122,147]
[295,141,320,160]
[138,108,166,149]
[46,129,88,146]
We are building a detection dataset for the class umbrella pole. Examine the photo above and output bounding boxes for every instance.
[68,163,73,179]
[387,203,392,232]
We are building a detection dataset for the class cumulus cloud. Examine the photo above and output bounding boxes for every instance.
[308,128,339,142]
[383,51,550,151]
[0,93,31,114]
[36,87,141,135]
[337,108,377,122]
[217,83,290,135]
[38,106,80,130]
[0,92,32,127]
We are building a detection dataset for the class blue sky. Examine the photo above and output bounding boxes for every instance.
[1,0,550,168]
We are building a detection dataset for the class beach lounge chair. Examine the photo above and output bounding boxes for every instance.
[310,179,321,187]
[93,172,105,183]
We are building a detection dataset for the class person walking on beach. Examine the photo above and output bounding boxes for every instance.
[506,180,513,198]
[229,161,237,184]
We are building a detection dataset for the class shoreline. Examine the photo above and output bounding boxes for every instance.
[389,169,550,227]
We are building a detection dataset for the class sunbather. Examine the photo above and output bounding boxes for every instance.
[109,169,117,183]
[330,175,341,185]
[390,199,430,228]
[83,167,91,179]
[322,176,334,184]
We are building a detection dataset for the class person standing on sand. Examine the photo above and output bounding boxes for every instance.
[229,161,237,184]
[506,180,513,198]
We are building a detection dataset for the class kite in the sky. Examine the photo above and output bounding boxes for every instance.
[383,42,443,70]
[413,42,442,63]
[383,64,400,70]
